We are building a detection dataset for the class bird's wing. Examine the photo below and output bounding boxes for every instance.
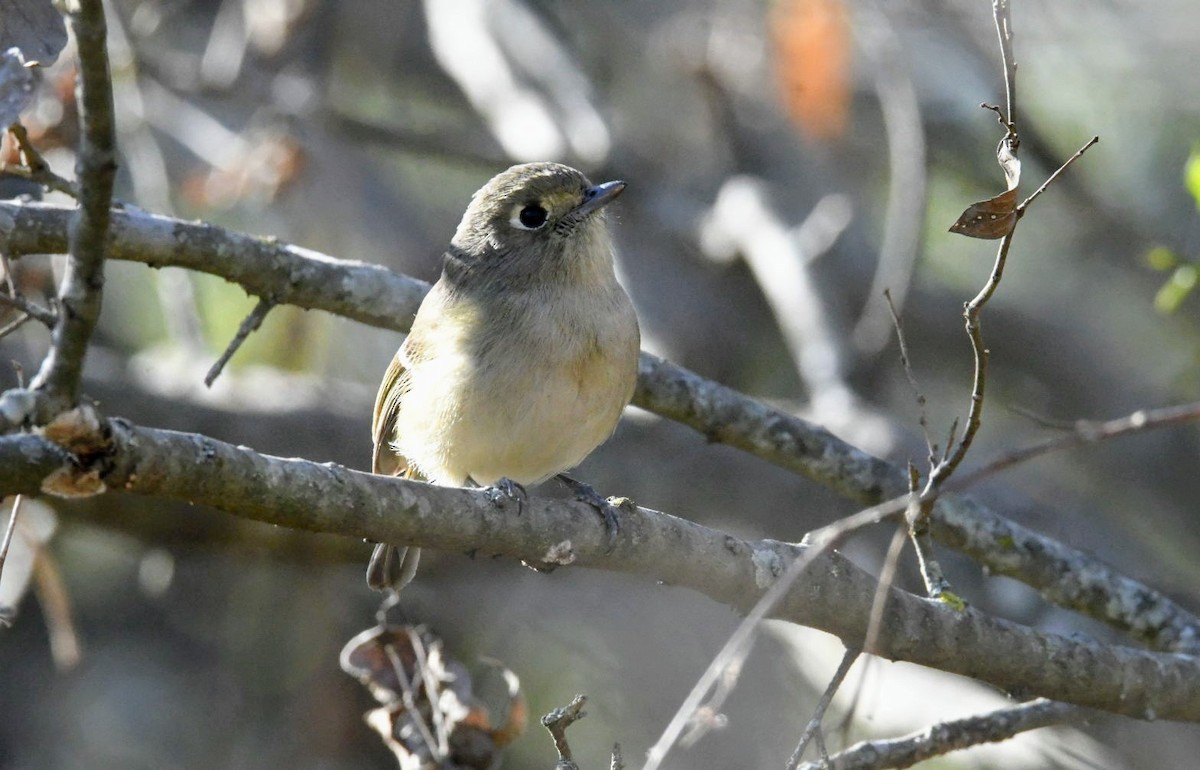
[371,347,410,477]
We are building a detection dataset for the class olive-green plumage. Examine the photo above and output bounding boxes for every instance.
[369,162,640,591]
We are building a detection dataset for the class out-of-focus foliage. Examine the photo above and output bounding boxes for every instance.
[1147,147,1200,314]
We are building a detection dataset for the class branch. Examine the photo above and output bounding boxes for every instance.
[1,420,1200,721]
[29,0,117,417]
[2,201,1199,652]
[0,201,429,330]
[797,699,1083,770]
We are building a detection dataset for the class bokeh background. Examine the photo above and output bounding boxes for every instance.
[2,0,1200,767]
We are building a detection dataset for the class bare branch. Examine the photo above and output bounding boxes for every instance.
[993,0,1016,127]
[1017,136,1101,212]
[797,699,1083,770]
[1,202,1198,652]
[952,400,1200,490]
[785,646,861,770]
[0,494,23,614]
[0,201,430,331]
[0,290,55,328]
[7,124,79,198]
[2,421,1200,720]
[29,0,117,417]
[542,695,588,769]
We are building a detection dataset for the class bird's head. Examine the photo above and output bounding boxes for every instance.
[448,162,626,288]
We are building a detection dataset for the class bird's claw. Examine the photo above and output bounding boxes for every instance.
[487,477,527,513]
[557,475,621,551]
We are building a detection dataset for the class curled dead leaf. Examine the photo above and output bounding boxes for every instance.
[340,624,526,768]
[40,404,108,455]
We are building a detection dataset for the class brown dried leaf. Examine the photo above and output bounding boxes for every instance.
[948,188,1018,240]
[40,404,107,455]
[340,624,526,769]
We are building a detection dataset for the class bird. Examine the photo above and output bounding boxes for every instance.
[368,161,641,592]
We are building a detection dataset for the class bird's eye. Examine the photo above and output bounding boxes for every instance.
[512,203,548,230]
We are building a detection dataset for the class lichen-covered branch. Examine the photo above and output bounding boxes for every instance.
[1,201,1198,653]
[0,421,1198,721]
[797,699,1082,770]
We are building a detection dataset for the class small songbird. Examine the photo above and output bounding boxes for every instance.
[369,162,641,592]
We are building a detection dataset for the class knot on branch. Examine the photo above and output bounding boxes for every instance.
[37,402,111,497]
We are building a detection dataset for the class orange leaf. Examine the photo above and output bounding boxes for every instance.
[771,0,852,141]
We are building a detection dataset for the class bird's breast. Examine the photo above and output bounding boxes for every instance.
[394,282,639,487]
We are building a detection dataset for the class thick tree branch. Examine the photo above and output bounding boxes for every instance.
[29,0,116,417]
[0,201,429,330]
[1,201,1198,653]
[1,421,1199,721]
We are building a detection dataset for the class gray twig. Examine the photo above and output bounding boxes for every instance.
[0,494,24,616]
[785,646,861,770]
[542,695,588,770]
[28,0,117,418]
[204,296,274,387]
[797,699,1083,770]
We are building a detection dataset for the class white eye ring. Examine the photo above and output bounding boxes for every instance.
[510,202,549,230]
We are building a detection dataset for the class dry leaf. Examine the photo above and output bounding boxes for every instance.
[949,188,1018,240]
[340,624,526,769]
[771,0,851,140]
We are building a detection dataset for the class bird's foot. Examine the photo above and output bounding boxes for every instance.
[556,474,621,551]
[486,477,527,513]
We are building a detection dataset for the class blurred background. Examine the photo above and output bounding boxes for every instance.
[2,0,1200,767]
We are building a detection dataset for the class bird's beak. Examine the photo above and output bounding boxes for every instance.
[574,180,626,218]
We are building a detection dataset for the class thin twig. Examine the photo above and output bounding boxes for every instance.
[785,646,862,770]
[204,296,274,387]
[0,495,24,612]
[542,695,588,769]
[0,312,35,339]
[29,0,117,417]
[0,246,56,328]
[993,0,1016,130]
[864,523,908,655]
[950,400,1200,491]
[610,743,624,770]
[0,292,56,328]
[641,534,853,770]
[7,124,80,198]
[797,699,1084,770]
[1017,136,1100,212]
[884,289,933,459]
[932,229,1015,484]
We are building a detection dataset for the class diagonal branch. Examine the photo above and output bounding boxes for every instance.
[1,419,1199,721]
[1,201,1198,653]
[29,0,117,419]
[797,698,1083,770]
